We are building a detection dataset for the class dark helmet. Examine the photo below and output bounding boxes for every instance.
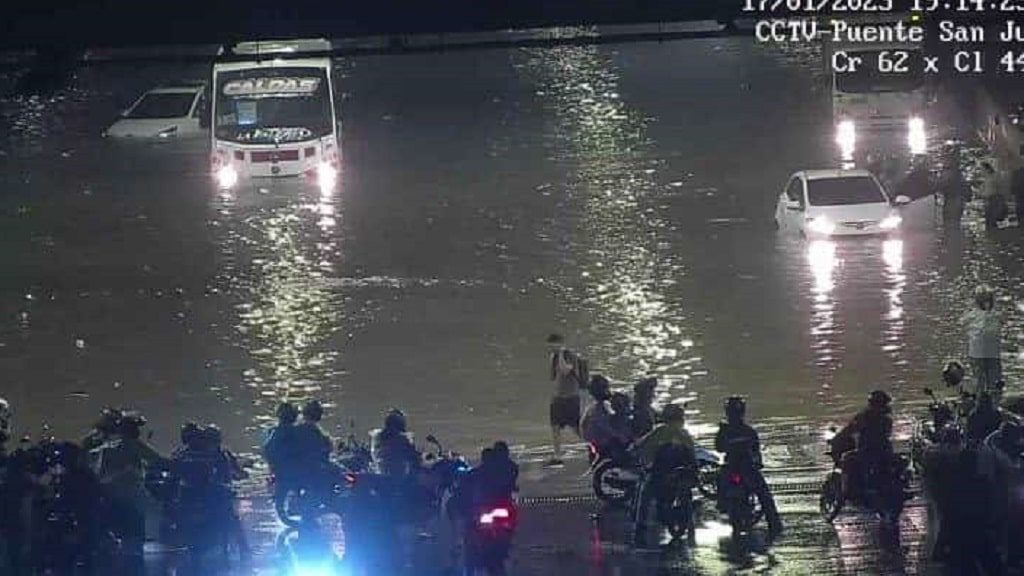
[384,408,407,433]
[203,424,223,446]
[302,399,324,422]
[634,377,657,398]
[180,421,201,446]
[492,440,510,459]
[869,390,892,410]
[974,284,995,310]
[999,421,1024,447]
[480,447,496,465]
[118,412,147,439]
[942,361,965,387]
[96,407,124,434]
[662,403,686,423]
[610,392,631,414]
[276,402,299,425]
[588,375,611,400]
[725,396,747,420]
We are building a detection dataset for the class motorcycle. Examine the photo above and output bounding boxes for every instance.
[631,465,697,546]
[463,500,518,576]
[909,387,969,473]
[590,442,720,506]
[419,434,471,519]
[272,467,351,529]
[819,429,911,524]
[716,466,763,537]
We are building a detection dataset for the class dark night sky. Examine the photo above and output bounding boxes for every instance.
[3,1,739,49]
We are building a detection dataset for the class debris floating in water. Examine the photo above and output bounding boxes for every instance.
[74,338,85,349]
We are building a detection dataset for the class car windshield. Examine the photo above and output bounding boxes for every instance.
[126,92,196,119]
[807,176,886,206]
[214,67,332,144]
[835,50,924,93]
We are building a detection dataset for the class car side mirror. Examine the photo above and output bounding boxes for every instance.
[893,195,911,207]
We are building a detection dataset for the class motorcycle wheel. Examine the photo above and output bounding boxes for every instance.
[819,472,844,523]
[665,500,696,543]
[592,460,633,507]
[726,499,753,536]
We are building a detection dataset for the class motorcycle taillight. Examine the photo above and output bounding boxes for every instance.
[729,472,743,486]
[479,507,511,525]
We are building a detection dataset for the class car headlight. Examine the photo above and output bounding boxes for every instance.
[807,216,835,235]
[880,214,902,229]
[216,164,238,189]
[317,161,338,192]
[836,120,856,159]
[908,117,926,155]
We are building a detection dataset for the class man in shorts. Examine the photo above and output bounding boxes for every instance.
[547,334,587,466]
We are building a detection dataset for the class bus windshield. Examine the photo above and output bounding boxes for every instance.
[214,67,332,144]
[835,50,924,93]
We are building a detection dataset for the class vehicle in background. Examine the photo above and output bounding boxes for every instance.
[103,83,206,139]
[823,13,930,164]
[775,169,910,237]
[210,38,340,192]
[974,80,1024,171]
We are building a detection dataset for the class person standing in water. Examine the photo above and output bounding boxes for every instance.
[962,284,1002,397]
[547,333,587,466]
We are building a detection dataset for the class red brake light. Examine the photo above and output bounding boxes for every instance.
[729,472,743,486]
[479,507,511,525]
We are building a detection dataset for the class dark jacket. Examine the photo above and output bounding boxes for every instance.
[836,408,893,456]
[715,420,764,469]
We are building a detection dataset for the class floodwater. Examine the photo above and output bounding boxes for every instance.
[1,35,1022,472]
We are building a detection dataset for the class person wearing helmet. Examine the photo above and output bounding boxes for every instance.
[630,403,696,547]
[264,402,300,478]
[371,408,421,477]
[833,390,895,505]
[294,399,333,465]
[631,377,659,439]
[962,285,1003,398]
[581,376,630,460]
[609,392,633,444]
[81,407,125,452]
[547,334,588,466]
[715,396,782,538]
[95,411,165,575]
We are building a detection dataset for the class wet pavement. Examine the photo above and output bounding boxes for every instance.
[2,31,1024,574]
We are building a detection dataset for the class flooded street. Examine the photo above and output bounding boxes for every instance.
[2,35,1023,476]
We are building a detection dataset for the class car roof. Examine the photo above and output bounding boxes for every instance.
[797,169,876,181]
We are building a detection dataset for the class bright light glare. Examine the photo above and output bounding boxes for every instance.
[908,116,927,155]
[293,562,334,576]
[883,239,903,272]
[807,216,836,235]
[808,240,836,295]
[880,214,902,229]
[317,162,337,192]
[836,120,856,159]
[216,164,238,189]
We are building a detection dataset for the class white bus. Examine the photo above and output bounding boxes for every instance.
[823,15,929,164]
[210,38,340,191]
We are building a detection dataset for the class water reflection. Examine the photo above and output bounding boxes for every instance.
[520,43,701,403]
[211,186,345,429]
[807,240,840,373]
[881,240,906,368]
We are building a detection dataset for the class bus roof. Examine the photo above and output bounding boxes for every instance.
[222,38,333,56]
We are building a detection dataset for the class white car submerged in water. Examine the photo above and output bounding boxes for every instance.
[104,83,207,139]
[775,169,910,237]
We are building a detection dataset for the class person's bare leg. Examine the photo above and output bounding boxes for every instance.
[551,426,563,462]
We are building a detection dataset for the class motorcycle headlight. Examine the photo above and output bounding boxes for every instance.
[880,214,902,229]
[216,164,238,190]
[908,117,926,155]
[807,216,835,235]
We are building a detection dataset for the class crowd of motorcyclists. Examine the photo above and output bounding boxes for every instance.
[0,294,1019,574]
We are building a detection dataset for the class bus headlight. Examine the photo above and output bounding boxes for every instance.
[317,162,338,192]
[216,164,238,189]
[836,120,856,160]
[908,117,927,155]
